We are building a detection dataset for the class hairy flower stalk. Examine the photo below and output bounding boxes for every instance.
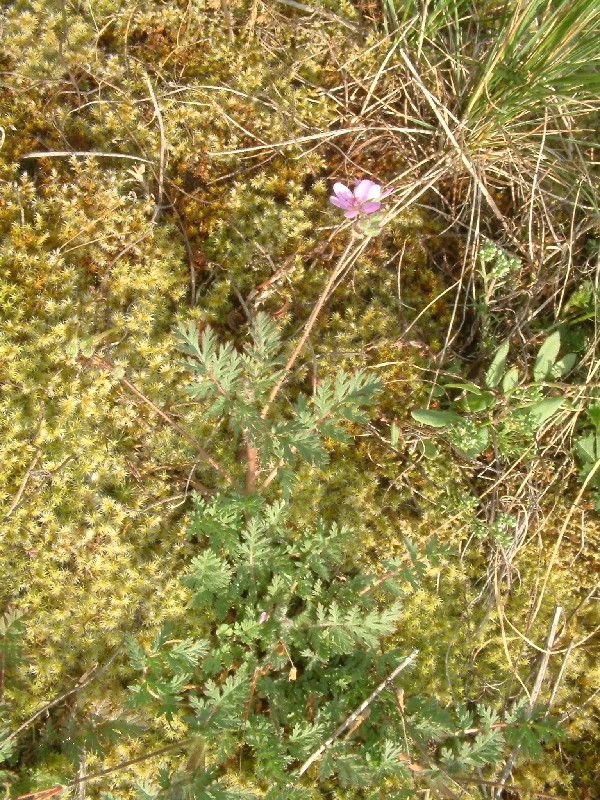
[261,180,393,417]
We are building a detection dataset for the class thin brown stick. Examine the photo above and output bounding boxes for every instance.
[21,654,262,799]
[495,605,563,795]
[246,0,259,37]
[99,230,152,290]
[209,125,428,156]
[14,787,63,800]
[397,49,511,233]
[57,0,82,106]
[245,440,258,494]
[243,665,261,723]
[530,606,563,703]
[547,639,574,714]
[358,570,397,596]
[77,749,87,800]
[296,650,418,779]
[3,455,73,521]
[118,374,232,483]
[220,0,235,42]
[143,72,166,216]
[88,356,233,484]
[1,646,123,750]
[258,459,282,493]
[14,739,195,800]
[3,449,42,520]
[530,460,600,625]
[0,627,6,704]
[243,663,271,722]
[560,686,600,724]
[261,234,361,417]
[19,151,151,164]
[456,777,568,800]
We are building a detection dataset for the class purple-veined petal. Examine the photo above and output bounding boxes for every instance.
[343,208,360,218]
[359,201,382,214]
[330,195,353,210]
[354,180,379,203]
[332,182,354,201]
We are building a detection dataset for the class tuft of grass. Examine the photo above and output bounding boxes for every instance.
[461,0,600,149]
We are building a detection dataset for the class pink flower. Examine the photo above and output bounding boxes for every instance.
[329,179,391,218]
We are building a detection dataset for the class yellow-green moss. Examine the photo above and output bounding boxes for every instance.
[1,0,599,796]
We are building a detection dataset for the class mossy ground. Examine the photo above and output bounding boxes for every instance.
[1,0,599,797]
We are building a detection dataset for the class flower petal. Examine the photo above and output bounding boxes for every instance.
[330,195,352,210]
[343,208,360,218]
[354,180,379,203]
[359,201,382,214]
[380,187,392,198]
[365,184,384,201]
[332,182,354,201]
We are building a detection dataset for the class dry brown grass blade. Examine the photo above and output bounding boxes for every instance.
[397,48,509,231]
[530,459,600,626]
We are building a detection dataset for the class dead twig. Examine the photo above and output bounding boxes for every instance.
[3,449,42,520]
[19,150,151,164]
[3,455,73,522]
[296,650,418,779]
[397,48,513,238]
[143,72,166,218]
[245,439,259,494]
[220,0,235,42]
[494,605,563,796]
[1,646,123,750]
[530,460,600,626]
[87,355,233,485]
[14,738,195,800]
[261,233,364,416]
[457,777,568,800]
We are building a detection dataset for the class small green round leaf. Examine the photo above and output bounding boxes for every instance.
[417,439,438,459]
[65,338,80,359]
